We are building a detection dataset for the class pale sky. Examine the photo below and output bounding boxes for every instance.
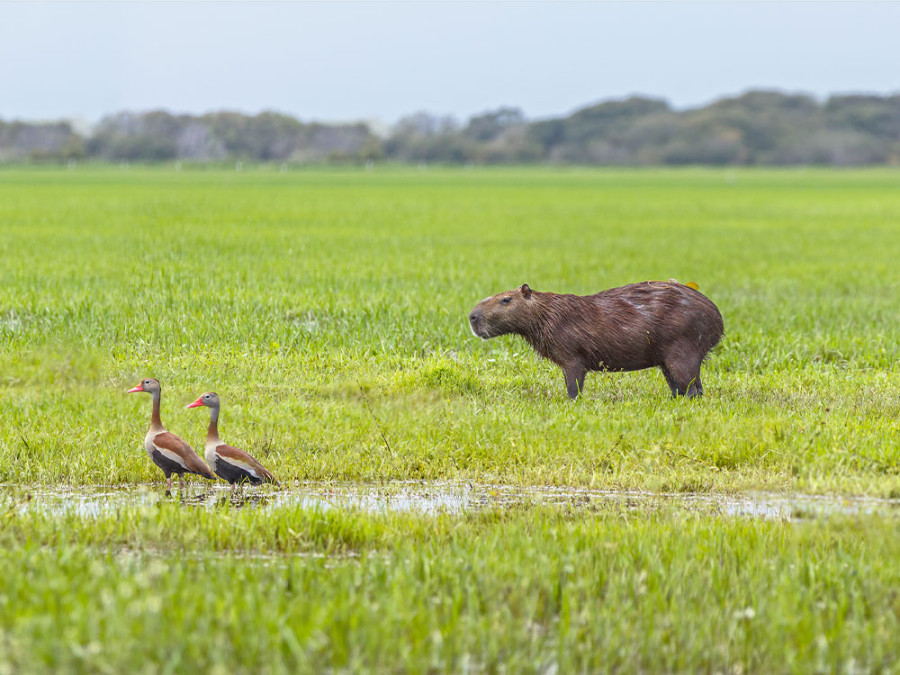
[1,1,898,125]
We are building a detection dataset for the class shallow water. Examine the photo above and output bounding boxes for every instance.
[6,481,900,521]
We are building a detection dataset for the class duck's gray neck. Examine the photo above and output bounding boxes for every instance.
[150,391,164,431]
[207,405,220,443]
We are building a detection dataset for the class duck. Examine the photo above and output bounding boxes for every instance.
[187,391,278,492]
[127,378,217,493]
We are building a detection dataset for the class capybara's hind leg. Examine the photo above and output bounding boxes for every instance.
[687,374,703,398]
[662,346,704,398]
[563,365,587,400]
[660,365,682,397]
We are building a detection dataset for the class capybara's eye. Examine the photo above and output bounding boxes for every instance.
[501,297,512,305]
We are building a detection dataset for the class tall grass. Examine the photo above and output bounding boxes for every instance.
[2,499,900,672]
[1,167,897,492]
[2,167,900,671]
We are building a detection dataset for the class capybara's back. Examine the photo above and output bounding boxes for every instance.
[469,281,723,399]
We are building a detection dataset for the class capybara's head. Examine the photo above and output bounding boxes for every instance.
[469,284,534,339]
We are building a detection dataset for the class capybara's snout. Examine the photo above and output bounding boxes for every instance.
[468,308,485,338]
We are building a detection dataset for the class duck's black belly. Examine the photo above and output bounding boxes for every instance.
[215,457,263,485]
[150,450,188,476]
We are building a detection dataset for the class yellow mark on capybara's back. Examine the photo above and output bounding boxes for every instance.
[661,278,700,291]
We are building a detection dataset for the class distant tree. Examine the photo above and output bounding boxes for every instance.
[175,122,225,161]
[202,111,305,160]
[825,95,900,140]
[294,123,375,162]
[803,129,889,166]
[393,112,459,138]
[88,111,182,160]
[6,90,900,166]
[386,112,468,162]
[464,107,526,142]
[0,120,83,161]
[471,124,543,163]
[526,119,566,152]
[528,96,671,163]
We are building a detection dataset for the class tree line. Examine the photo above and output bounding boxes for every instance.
[2,90,899,166]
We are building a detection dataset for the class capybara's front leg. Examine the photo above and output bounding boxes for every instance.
[563,365,587,400]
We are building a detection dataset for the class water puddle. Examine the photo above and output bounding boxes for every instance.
[5,481,900,521]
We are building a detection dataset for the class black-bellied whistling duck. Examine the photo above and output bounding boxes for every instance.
[187,392,277,492]
[127,378,217,493]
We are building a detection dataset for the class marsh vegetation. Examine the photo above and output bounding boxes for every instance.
[1,167,898,671]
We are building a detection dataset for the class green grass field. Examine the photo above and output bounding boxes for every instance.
[1,166,899,671]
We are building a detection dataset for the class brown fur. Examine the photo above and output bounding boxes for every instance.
[468,281,724,399]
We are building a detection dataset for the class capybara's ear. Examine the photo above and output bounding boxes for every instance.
[520,283,532,299]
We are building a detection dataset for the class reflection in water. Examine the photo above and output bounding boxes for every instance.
[4,481,900,521]
[159,486,274,510]
[212,491,272,509]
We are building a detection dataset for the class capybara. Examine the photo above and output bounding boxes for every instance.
[468,281,724,400]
